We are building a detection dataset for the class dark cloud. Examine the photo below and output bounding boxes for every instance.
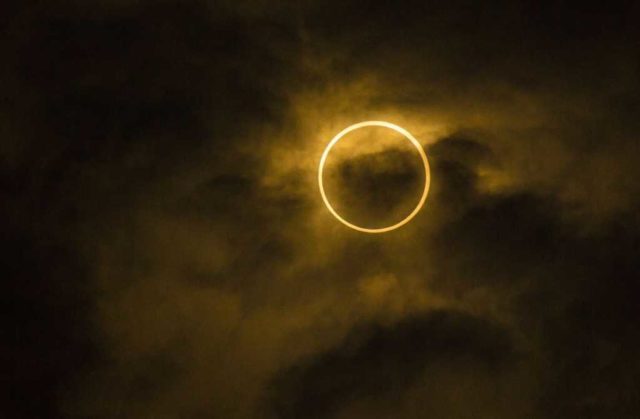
[428,151,640,417]
[272,310,517,419]
[325,147,424,228]
[3,1,640,418]
[2,232,96,419]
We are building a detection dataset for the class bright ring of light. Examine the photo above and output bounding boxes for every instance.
[318,121,431,233]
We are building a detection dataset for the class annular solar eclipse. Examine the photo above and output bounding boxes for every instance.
[318,121,431,233]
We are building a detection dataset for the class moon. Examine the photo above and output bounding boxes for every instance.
[318,121,431,233]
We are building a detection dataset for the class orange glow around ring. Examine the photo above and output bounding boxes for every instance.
[318,121,431,233]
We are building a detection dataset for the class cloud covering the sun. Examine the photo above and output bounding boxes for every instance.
[3,1,640,418]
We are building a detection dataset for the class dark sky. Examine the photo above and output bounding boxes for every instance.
[3,1,640,418]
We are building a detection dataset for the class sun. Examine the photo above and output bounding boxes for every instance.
[318,121,431,233]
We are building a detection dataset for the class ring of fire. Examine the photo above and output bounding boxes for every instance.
[318,121,431,233]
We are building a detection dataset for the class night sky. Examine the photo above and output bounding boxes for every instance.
[3,1,640,418]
